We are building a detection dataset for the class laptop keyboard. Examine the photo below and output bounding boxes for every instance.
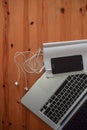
[40,74,87,124]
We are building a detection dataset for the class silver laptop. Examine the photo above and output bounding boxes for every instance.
[21,72,87,130]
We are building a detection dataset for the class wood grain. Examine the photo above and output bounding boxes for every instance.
[0,0,87,130]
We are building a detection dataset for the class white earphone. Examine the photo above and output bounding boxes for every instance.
[14,81,19,86]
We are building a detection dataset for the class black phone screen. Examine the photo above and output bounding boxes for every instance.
[51,55,83,74]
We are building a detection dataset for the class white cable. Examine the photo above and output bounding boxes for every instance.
[14,51,34,90]
[14,49,44,90]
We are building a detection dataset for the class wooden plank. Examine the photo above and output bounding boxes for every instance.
[47,0,57,42]
[58,0,72,41]
[1,0,11,129]
[71,0,83,40]
[0,1,5,130]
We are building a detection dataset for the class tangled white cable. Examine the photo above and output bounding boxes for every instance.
[14,48,44,91]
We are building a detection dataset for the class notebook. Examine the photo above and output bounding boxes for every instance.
[21,72,87,130]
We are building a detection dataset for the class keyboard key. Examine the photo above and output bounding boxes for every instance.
[44,108,50,115]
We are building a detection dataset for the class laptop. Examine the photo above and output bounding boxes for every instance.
[21,72,87,130]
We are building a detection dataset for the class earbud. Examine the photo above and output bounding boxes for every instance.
[14,81,19,86]
[24,86,29,91]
